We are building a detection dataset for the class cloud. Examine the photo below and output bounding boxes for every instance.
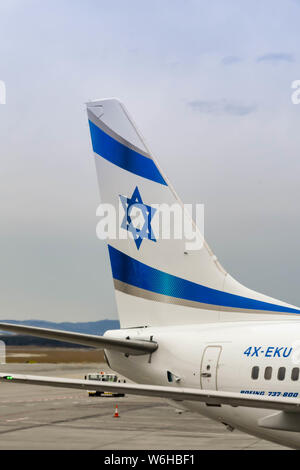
[221,56,242,66]
[256,53,294,63]
[188,99,256,116]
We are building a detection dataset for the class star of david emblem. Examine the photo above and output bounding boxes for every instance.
[119,186,157,250]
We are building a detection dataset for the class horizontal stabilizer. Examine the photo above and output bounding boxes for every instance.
[258,411,300,432]
[0,322,157,356]
[1,372,300,412]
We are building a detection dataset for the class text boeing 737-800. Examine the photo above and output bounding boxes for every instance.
[1,98,300,449]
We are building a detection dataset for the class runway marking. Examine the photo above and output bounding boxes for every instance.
[6,417,28,423]
[0,394,85,404]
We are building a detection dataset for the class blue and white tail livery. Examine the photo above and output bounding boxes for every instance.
[3,98,300,450]
[87,98,300,328]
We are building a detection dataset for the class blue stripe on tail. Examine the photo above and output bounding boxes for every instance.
[108,245,300,314]
[88,120,167,186]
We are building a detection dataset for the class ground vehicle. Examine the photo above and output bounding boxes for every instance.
[84,372,125,397]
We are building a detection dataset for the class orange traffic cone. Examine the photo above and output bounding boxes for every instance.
[113,404,119,418]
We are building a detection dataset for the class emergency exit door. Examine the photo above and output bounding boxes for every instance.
[200,346,222,390]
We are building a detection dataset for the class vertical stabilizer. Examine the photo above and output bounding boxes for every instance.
[87,98,300,327]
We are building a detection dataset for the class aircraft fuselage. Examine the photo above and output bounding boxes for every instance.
[105,320,300,448]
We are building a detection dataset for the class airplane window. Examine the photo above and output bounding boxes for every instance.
[251,366,259,379]
[277,367,286,381]
[291,368,299,381]
[264,367,272,380]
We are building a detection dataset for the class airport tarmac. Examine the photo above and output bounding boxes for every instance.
[0,363,288,450]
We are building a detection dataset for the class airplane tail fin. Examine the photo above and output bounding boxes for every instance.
[86,98,300,328]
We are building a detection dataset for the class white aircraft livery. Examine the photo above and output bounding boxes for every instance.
[2,98,300,449]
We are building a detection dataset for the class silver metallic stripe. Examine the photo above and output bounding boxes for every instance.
[114,280,296,316]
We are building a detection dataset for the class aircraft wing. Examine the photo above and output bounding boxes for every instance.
[0,322,157,356]
[0,372,300,412]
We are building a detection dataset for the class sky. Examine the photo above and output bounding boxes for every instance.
[0,0,300,322]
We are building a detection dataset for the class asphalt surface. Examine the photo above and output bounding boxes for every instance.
[0,363,288,450]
